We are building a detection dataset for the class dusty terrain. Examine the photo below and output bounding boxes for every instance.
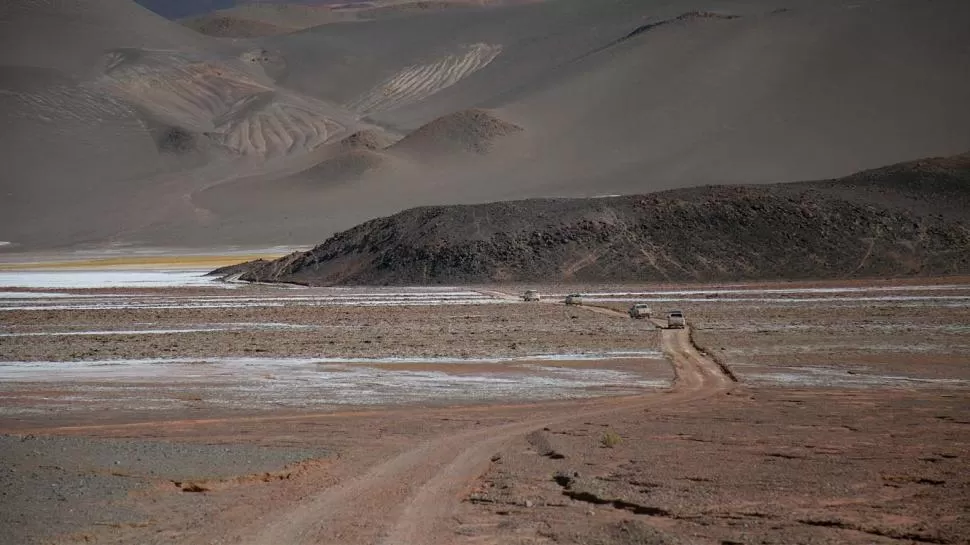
[1,275,967,544]
[3,0,970,252]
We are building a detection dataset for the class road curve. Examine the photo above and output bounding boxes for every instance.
[238,321,733,545]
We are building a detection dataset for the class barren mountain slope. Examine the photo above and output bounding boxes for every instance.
[493,0,970,189]
[180,5,355,37]
[135,0,237,19]
[177,1,536,37]
[182,15,291,38]
[3,0,970,253]
[230,153,970,285]
[0,0,221,248]
[0,0,360,250]
[268,0,970,174]
[192,0,970,250]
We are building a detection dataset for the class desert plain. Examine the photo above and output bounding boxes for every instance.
[1,270,967,545]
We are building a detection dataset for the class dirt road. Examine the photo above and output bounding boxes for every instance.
[235,320,733,545]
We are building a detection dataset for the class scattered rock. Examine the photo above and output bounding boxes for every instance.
[174,481,209,493]
[554,473,671,518]
[526,431,567,460]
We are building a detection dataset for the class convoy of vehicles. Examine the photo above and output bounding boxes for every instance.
[519,292,686,329]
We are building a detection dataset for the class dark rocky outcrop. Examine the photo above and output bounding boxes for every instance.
[222,153,970,285]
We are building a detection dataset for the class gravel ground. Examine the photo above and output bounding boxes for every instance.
[687,301,970,385]
[458,388,970,544]
[0,295,659,361]
[0,434,327,545]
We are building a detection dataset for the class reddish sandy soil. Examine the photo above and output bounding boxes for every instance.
[0,280,967,544]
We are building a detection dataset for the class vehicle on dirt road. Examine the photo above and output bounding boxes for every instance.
[522,290,540,302]
[667,310,686,329]
[564,293,584,306]
[628,303,652,319]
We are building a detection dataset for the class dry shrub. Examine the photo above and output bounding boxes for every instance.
[601,430,621,448]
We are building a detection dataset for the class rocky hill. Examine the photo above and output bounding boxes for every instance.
[224,153,970,285]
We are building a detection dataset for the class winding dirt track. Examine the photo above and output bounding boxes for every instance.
[238,317,734,545]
